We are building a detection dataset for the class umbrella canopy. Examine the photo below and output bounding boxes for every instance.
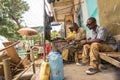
[17,28,38,50]
[17,28,38,36]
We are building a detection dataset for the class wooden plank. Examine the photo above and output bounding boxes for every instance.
[0,62,3,66]
[3,59,12,80]
[13,63,33,80]
[99,52,120,57]
[54,0,73,7]
[0,41,20,52]
[99,53,120,68]
[51,3,57,22]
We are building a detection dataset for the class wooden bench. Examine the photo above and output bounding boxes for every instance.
[99,52,120,68]
[99,35,120,68]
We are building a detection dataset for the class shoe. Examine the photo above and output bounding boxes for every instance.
[79,61,88,66]
[86,68,99,75]
[76,63,81,66]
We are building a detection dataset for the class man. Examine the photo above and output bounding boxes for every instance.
[62,26,75,62]
[65,25,75,41]
[80,17,116,75]
[62,23,86,64]
[72,23,86,65]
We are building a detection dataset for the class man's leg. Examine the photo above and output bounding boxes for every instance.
[82,44,90,64]
[75,52,79,63]
[62,49,69,61]
[68,45,76,62]
[86,42,114,75]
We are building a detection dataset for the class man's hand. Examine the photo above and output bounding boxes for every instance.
[80,40,87,45]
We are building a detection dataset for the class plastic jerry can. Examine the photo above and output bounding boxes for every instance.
[48,50,64,80]
[40,61,50,80]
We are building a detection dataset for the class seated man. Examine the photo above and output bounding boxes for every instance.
[80,17,117,75]
[62,25,75,62]
[65,25,75,41]
[62,23,86,64]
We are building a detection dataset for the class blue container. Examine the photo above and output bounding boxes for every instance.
[48,50,64,80]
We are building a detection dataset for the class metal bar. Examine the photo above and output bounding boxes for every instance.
[43,0,46,61]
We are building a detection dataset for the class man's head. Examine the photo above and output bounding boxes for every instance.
[86,17,97,30]
[70,23,79,32]
[69,26,74,32]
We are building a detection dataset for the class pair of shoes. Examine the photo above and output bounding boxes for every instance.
[86,68,99,75]
[76,63,81,66]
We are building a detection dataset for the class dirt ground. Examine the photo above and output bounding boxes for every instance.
[17,59,120,80]
[64,63,120,80]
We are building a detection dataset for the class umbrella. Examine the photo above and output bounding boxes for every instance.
[17,28,38,50]
[17,28,38,36]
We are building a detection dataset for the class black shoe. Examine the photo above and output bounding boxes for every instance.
[86,68,99,75]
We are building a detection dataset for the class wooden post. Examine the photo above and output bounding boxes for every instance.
[31,50,36,74]
[32,63,36,74]
[3,58,12,80]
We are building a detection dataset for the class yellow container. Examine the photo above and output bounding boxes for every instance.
[40,61,50,80]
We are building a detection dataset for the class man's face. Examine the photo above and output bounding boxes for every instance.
[69,27,73,32]
[86,19,96,30]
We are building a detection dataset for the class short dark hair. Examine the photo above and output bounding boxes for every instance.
[88,17,96,22]
[70,22,78,28]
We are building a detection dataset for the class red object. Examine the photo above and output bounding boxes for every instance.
[46,44,51,55]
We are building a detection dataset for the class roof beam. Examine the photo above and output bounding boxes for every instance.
[51,3,57,22]
[53,4,73,10]
[57,19,65,22]
[54,1,73,7]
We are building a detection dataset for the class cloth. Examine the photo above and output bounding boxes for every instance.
[46,44,51,55]
[62,49,69,61]
[82,43,114,69]
[91,26,117,50]
[65,31,75,40]
[75,49,82,63]
[82,26,116,69]
[62,43,76,61]
[62,27,86,61]
[74,28,86,40]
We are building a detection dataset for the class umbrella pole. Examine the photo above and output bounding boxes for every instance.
[43,0,46,61]
[26,36,30,50]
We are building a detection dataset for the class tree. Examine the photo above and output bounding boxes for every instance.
[0,0,29,40]
[0,0,29,28]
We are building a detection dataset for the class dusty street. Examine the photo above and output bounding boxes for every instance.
[64,63,120,80]
[18,60,120,80]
